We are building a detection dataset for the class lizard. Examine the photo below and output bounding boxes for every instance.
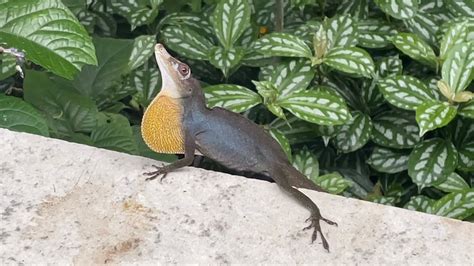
[141,43,337,251]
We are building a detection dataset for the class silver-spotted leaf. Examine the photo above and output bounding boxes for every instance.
[378,75,436,110]
[128,35,155,71]
[161,26,213,60]
[211,0,251,49]
[368,147,409,174]
[314,172,351,194]
[324,15,358,49]
[269,59,314,97]
[408,138,458,189]
[252,33,313,58]
[110,0,160,30]
[334,111,372,153]
[405,195,434,213]
[372,110,420,149]
[440,21,474,60]
[324,47,375,78]
[441,42,474,93]
[204,84,261,113]
[209,46,244,77]
[374,0,419,19]
[358,19,397,48]
[270,128,292,160]
[292,147,319,180]
[416,101,457,136]
[392,33,437,67]
[432,190,474,219]
[435,172,470,193]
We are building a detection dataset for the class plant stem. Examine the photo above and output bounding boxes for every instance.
[275,0,284,32]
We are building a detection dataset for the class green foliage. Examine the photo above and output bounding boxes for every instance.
[1,0,473,221]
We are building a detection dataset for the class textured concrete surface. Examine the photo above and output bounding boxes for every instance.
[1,128,473,265]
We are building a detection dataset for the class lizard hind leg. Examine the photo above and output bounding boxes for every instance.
[303,207,338,252]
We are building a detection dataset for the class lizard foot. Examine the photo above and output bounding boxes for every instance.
[144,164,169,182]
[303,213,337,252]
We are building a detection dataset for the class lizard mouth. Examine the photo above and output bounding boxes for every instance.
[154,43,183,98]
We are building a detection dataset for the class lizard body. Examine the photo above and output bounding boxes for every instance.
[142,44,336,251]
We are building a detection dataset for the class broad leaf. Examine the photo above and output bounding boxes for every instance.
[0,0,97,79]
[0,53,17,80]
[368,147,409,174]
[452,118,474,171]
[435,172,470,193]
[0,95,49,136]
[405,195,434,213]
[161,26,214,60]
[376,56,403,77]
[130,65,161,108]
[91,114,138,154]
[204,84,261,113]
[446,0,474,17]
[392,33,437,67]
[211,0,251,49]
[334,111,372,153]
[416,101,457,136]
[324,47,375,78]
[252,33,313,58]
[128,35,156,71]
[292,147,319,180]
[324,15,358,49]
[374,0,419,19]
[440,21,474,60]
[159,12,214,38]
[336,0,369,20]
[372,110,420,149]
[208,46,244,77]
[408,138,458,189]
[441,42,474,93]
[358,19,396,48]
[378,75,436,110]
[432,190,474,219]
[279,88,351,126]
[110,0,160,30]
[404,13,440,45]
[459,100,474,119]
[270,128,292,160]
[272,116,320,145]
[269,59,314,97]
[314,172,351,194]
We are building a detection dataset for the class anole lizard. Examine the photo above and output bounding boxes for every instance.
[141,44,337,251]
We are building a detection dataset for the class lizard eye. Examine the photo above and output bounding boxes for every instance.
[178,64,190,77]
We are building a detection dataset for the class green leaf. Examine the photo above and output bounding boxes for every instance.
[459,100,474,119]
[252,33,312,58]
[404,13,440,45]
[435,172,470,193]
[441,42,474,93]
[334,111,372,153]
[314,172,351,194]
[271,116,319,145]
[368,147,409,174]
[211,0,251,49]
[392,33,437,67]
[439,21,474,60]
[0,53,17,80]
[446,0,474,17]
[161,26,214,60]
[0,0,97,79]
[208,46,244,77]
[374,0,419,19]
[376,55,403,77]
[432,190,474,219]
[324,15,358,49]
[91,113,138,154]
[159,12,214,38]
[378,75,436,111]
[130,65,161,108]
[24,70,99,136]
[128,35,156,71]
[110,0,161,30]
[324,47,375,78]
[204,84,261,113]
[292,147,319,180]
[405,195,434,213]
[408,138,458,189]
[254,80,286,119]
[372,110,420,149]
[416,101,457,136]
[336,0,368,19]
[270,128,292,160]
[357,19,396,48]
[451,118,474,171]
[0,95,49,136]
[279,88,351,126]
[269,59,314,97]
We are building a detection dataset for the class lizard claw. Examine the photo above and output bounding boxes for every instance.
[303,213,337,252]
[144,164,169,182]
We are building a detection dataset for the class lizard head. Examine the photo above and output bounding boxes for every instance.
[154,43,196,98]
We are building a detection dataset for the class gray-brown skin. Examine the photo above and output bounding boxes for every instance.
[145,44,337,251]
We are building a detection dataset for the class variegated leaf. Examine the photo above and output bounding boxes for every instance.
[405,195,434,213]
[161,26,213,60]
[416,101,457,136]
[440,21,474,60]
[269,59,314,97]
[110,0,160,30]
[128,35,155,71]
[208,47,244,77]
[324,47,375,78]
[404,13,440,45]
[451,118,474,171]
[432,190,474,219]
[131,65,161,107]
[459,100,474,119]
[376,55,403,77]
[446,0,474,17]
[271,116,319,145]
[408,138,458,189]
[435,172,470,193]
[336,0,369,19]
[270,128,292,160]
[252,33,313,58]
[358,19,397,48]
[374,0,419,19]
[279,88,351,126]
[441,42,474,93]
[368,147,409,174]
[392,33,437,67]
[292,147,319,180]
[0,53,16,80]
[314,172,351,194]
[334,111,372,153]
[241,50,274,67]
[378,75,436,110]
[372,110,420,149]
[204,84,261,113]
[254,80,286,119]
[324,15,358,49]
[159,13,214,39]
[211,0,251,49]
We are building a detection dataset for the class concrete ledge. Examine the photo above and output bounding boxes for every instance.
[1,128,473,264]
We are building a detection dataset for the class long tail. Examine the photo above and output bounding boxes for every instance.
[284,166,327,193]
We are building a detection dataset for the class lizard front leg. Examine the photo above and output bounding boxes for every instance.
[144,132,196,182]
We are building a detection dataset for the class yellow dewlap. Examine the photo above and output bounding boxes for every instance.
[141,95,185,154]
